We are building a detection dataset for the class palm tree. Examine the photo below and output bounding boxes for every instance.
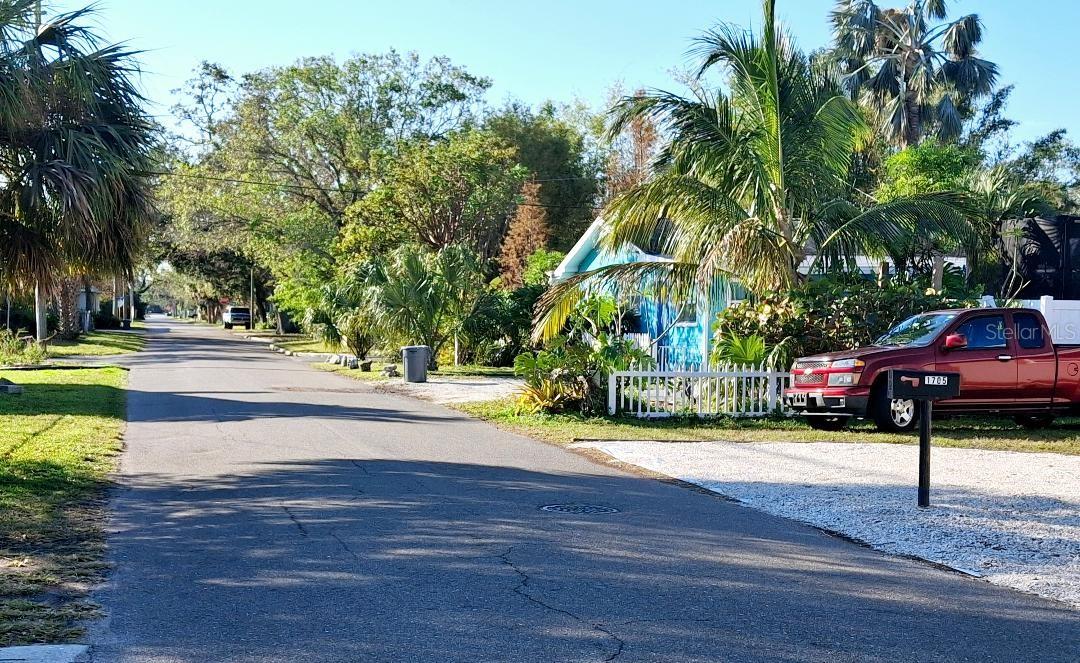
[0,2,156,338]
[304,281,379,360]
[961,166,1050,289]
[831,0,998,148]
[534,0,967,341]
[359,244,485,369]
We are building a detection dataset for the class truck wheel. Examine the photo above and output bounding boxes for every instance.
[224,323,232,330]
[806,416,850,431]
[1014,414,1054,430]
[871,389,918,433]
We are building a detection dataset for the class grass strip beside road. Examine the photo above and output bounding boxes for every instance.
[275,338,340,354]
[457,398,1080,455]
[47,330,144,357]
[0,367,126,645]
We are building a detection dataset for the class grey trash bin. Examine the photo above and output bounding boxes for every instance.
[401,345,430,383]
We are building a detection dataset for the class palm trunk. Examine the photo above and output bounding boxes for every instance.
[56,277,81,340]
[902,94,922,148]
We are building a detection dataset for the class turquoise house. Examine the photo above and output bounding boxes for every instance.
[552,218,735,369]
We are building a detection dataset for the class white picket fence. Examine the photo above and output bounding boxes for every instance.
[608,365,791,418]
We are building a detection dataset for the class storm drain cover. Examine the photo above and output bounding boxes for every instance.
[539,503,620,515]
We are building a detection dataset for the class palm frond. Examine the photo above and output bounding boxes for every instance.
[942,14,982,59]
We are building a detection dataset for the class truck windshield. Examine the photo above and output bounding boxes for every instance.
[875,312,957,347]
[229,307,249,314]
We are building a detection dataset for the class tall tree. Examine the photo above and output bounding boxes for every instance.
[485,103,599,251]
[0,2,156,338]
[499,181,549,288]
[831,0,998,147]
[340,130,527,260]
[534,0,967,340]
[159,52,490,319]
[602,88,659,202]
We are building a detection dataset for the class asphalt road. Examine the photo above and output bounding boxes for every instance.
[88,319,1079,662]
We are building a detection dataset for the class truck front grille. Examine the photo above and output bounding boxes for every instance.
[794,373,825,385]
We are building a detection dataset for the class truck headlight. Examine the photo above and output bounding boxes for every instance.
[828,372,861,386]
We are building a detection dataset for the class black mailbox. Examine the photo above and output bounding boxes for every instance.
[886,369,961,401]
[884,369,961,508]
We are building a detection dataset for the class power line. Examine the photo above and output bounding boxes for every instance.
[149,169,602,211]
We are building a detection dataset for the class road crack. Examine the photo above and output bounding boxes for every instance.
[498,546,625,661]
[280,504,308,537]
[329,529,361,562]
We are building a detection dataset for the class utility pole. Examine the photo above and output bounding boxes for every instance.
[34,283,46,340]
[32,1,46,341]
[249,266,255,325]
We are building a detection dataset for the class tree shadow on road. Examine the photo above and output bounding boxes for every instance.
[91,458,1080,662]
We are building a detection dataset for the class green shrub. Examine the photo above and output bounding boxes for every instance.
[461,285,542,366]
[513,333,653,415]
[513,338,595,414]
[92,311,122,330]
[0,328,46,365]
[522,248,565,286]
[713,274,979,362]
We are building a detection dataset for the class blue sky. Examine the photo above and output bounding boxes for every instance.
[51,0,1078,146]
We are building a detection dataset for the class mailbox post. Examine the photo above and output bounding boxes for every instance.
[886,369,961,507]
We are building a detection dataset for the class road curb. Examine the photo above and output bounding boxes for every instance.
[0,644,90,662]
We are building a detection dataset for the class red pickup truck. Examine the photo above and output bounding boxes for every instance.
[783,308,1080,432]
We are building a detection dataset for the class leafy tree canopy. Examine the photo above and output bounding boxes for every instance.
[340,129,528,260]
[875,141,981,202]
[484,103,600,249]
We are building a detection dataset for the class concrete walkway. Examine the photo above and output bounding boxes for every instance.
[87,320,1079,662]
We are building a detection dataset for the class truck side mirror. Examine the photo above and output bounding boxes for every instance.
[943,333,968,350]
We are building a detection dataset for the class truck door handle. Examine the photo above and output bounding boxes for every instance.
[997,354,1013,361]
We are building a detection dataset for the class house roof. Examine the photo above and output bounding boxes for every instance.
[552,216,664,282]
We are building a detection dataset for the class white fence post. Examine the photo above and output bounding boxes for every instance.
[608,372,617,415]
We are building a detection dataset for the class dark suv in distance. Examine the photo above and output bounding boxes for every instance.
[222,306,252,330]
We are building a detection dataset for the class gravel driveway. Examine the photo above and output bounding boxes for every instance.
[376,375,523,404]
[575,440,1080,608]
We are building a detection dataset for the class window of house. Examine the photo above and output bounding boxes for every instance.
[675,306,697,325]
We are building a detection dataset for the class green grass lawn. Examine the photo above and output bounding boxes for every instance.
[0,367,126,645]
[46,330,144,358]
[275,338,340,354]
[457,398,1080,455]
